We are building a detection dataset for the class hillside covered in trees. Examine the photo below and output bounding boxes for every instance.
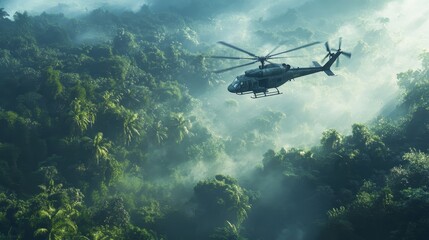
[0,3,429,240]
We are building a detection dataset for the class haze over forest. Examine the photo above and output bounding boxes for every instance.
[0,0,429,239]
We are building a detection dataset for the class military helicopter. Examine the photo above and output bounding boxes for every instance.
[209,38,351,98]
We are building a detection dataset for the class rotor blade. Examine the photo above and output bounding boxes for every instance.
[217,41,258,58]
[265,42,285,57]
[269,55,306,59]
[213,60,259,73]
[325,42,331,54]
[338,37,342,50]
[322,53,330,63]
[266,60,276,65]
[342,51,352,58]
[207,55,256,60]
[268,41,321,57]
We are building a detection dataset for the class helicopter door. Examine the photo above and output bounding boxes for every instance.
[245,80,252,91]
[259,78,268,88]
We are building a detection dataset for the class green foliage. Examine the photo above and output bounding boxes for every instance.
[93,197,130,227]
[121,109,142,145]
[92,132,110,165]
[14,11,31,30]
[210,221,245,240]
[389,150,429,190]
[327,206,347,220]
[134,200,164,225]
[113,29,137,55]
[32,204,79,240]
[321,129,343,152]
[68,98,96,134]
[0,8,9,19]
[169,112,190,143]
[151,120,168,144]
[194,175,251,238]
[1,6,429,240]
[157,81,184,102]
[42,66,63,100]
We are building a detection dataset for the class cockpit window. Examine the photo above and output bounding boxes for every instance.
[232,78,240,88]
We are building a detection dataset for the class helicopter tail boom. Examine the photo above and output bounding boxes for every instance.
[313,61,335,76]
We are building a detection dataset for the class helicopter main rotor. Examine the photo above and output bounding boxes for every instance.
[209,41,321,73]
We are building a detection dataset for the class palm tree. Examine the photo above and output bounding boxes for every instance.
[210,221,241,240]
[13,11,30,28]
[33,204,79,240]
[170,113,190,143]
[121,109,141,144]
[69,98,96,134]
[92,132,109,165]
[152,120,168,144]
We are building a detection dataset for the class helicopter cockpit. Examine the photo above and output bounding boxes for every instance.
[227,77,245,93]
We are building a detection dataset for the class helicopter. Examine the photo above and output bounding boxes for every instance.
[209,38,351,98]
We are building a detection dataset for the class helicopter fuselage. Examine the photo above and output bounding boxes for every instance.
[227,62,327,98]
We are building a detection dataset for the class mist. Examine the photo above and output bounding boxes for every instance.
[149,0,429,189]
[1,0,428,239]
[194,0,428,148]
[3,0,422,176]
[0,0,147,16]
[2,0,426,185]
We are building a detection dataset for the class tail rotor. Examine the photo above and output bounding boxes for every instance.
[322,37,351,67]
[321,41,332,63]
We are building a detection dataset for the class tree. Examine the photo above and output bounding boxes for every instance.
[351,124,373,148]
[41,67,63,100]
[31,180,84,240]
[68,98,96,134]
[389,150,429,190]
[152,120,168,144]
[210,221,245,240]
[99,91,143,144]
[321,129,343,152]
[169,112,190,143]
[113,28,137,55]
[13,11,31,30]
[93,197,130,227]
[33,204,79,240]
[121,109,142,145]
[0,8,9,19]
[193,175,251,238]
[92,132,110,165]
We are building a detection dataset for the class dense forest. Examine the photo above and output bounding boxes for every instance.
[0,3,429,240]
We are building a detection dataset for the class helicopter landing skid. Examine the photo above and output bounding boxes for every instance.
[236,91,254,96]
[251,88,282,99]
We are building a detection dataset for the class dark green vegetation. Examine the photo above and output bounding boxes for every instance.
[1,5,429,240]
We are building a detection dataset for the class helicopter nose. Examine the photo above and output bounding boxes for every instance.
[227,84,234,93]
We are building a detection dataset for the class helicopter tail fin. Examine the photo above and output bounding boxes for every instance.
[313,61,335,76]
[324,69,335,76]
